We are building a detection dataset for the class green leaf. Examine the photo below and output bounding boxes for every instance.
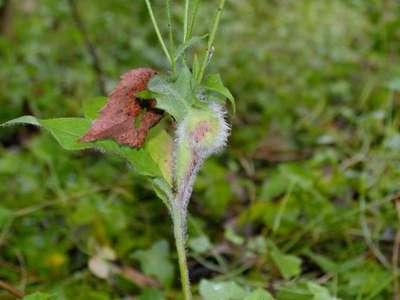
[275,283,314,300]
[148,67,195,121]
[205,73,236,113]
[146,130,173,186]
[269,242,302,279]
[139,289,166,300]
[133,240,174,287]
[136,90,156,99]
[303,249,339,273]
[225,227,244,245]
[98,141,162,177]
[2,116,163,177]
[40,118,93,150]
[83,97,107,120]
[2,115,41,127]
[175,64,195,107]
[149,78,187,121]
[23,292,52,300]
[2,116,92,150]
[175,35,207,62]
[244,289,276,300]
[189,235,212,254]
[260,172,288,200]
[193,54,200,81]
[247,236,268,256]
[307,282,339,300]
[199,280,247,300]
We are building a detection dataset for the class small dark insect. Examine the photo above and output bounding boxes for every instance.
[80,68,163,148]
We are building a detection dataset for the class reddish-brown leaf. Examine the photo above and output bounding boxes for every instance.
[80,68,163,148]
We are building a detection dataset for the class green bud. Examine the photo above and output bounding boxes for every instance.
[174,103,229,208]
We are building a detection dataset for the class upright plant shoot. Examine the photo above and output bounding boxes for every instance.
[144,1,232,298]
[1,1,233,299]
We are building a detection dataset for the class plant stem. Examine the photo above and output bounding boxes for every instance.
[172,208,192,300]
[170,140,202,299]
[197,0,226,83]
[166,0,176,72]
[145,0,173,66]
[188,0,201,39]
[183,0,190,42]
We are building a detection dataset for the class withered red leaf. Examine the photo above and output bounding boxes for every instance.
[80,68,163,148]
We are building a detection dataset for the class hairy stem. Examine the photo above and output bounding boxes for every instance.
[188,0,201,39]
[171,146,202,299]
[183,0,190,42]
[172,208,192,300]
[166,0,176,72]
[197,0,226,83]
[145,0,173,66]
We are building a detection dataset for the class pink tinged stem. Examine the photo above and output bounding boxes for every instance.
[172,151,202,300]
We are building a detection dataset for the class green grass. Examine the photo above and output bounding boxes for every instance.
[1,0,400,299]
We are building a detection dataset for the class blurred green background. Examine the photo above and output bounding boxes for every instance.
[1,0,400,299]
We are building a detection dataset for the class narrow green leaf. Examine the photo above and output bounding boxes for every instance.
[205,73,236,113]
[193,54,200,81]
[2,115,41,127]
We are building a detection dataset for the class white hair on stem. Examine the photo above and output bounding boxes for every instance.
[176,102,230,158]
[173,102,230,221]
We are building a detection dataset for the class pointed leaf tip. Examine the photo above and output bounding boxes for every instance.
[205,73,236,113]
[1,115,41,127]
